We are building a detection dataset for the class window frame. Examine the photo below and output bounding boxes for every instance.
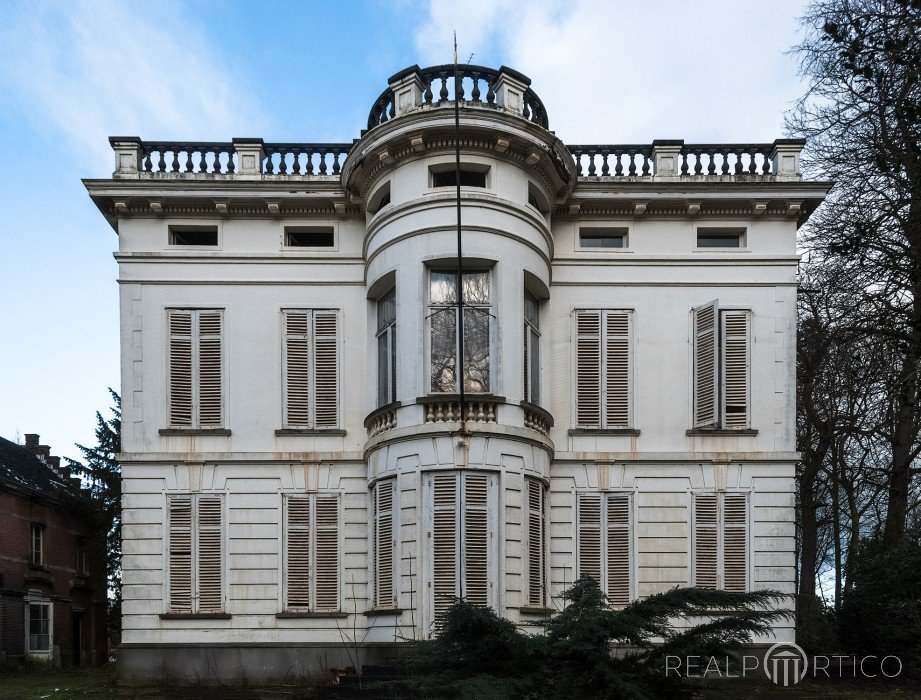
[282,225,337,250]
[691,491,750,592]
[523,291,541,405]
[282,492,342,613]
[577,226,629,251]
[164,493,226,615]
[168,224,220,249]
[372,478,399,610]
[694,227,747,251]
[575,490,635,607]
[524,477,546,607]
[76,536,88,575]
[30,523,44,567]
[281,308,341,430]
[573,309,635,429]
[25,599,52,656]
[376,289,397,407]
[165,308,225,430]
[429,163,490,189]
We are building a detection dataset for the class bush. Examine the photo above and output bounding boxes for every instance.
[795,594,838,655]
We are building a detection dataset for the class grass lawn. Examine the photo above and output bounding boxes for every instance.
[0,666,122,700]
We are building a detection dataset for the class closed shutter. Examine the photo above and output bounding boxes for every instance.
[722,494,748,592]
[314,494,340,611]
[313,312,339,428]
[431,473,459,628]
[286,496,311,609]
[526,478,545,606]
[374,480,396,608]
[284,312,311,427]
[197,312,223,427]
[168,311,193,427]
[721,311,750,428]
[197,495,223,612]
[606,493,631,606]
[693,301,719,428]
[577,492,602,584]
[576,311,602,428]
[604,311,631,428]
[167,495,193,612]
[694,494,719,589]
[463,473,490,607]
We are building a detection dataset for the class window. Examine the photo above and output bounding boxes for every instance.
[575,310,633,429]
[523,291,541,405]
[579,227,627,249]
[525,478,546,607]
[424,471,497,635]
[282,309,339,429]
[284,227,335,248]
[167,309,223,429]
[429,270,491,393]
[30,524,43,566]
[692,302,751,429]
[76,536,88,574]
[694,492,748,591]
[373,479,397,609]
[369,181,391,212]
[431,168,487,188]
[377,289,397,407]
[167,494,223,614]
[27,602,51,653]
[576,492,632,606]
[284,493,340,612]
[696,227,745,248]
[169,227,218,246]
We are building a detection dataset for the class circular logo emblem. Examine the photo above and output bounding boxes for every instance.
[764,642,808,686]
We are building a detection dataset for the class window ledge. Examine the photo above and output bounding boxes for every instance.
[159,428,231,436]
[568,428,640,436]
[275,429,347,436]
[686,428,758,436]
[416,394,507,404]
[364,607,404,617]
[276,611,348,619]
[159,613,232,620]
[518,606,555,615]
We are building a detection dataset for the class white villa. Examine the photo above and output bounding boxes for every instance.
[84,63,828,683]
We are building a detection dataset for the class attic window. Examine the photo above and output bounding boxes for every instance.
[579,227,627,249]
[431,167,487,188]
[697,228,745,248]
[170,227,218,246]
[285,227,335,247]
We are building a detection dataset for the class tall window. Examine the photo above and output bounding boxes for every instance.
[27,602,51,653]
[373,479,398,609]
[525,477,546,607]
[284,493,340,613]
[523,292,541,405]
[574,310,633,429]
[692,302,751,429]
[576,492,632,607]
[30,523,43,566]
[377,290,397,406]
[76,536,88,574]
[167,494,224,614]
[429,270,491,393]
[282,309,339,429]
[167,309,223,428]
[693,493,748,591]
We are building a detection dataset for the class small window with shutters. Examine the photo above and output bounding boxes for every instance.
[693,492,749,592]
[576,491,633,607]
[372,479,398,609]
[692,302,751,429]
[282,309,340,429]
[167,309,223,429]
[283,493,340,612]
[574,309,634,429]
[525,478,546,607]
[166,494,224,614]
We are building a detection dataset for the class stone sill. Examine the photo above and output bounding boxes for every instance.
[276,611,347,619]
[159,428,231,436]
[686,428,758,436]
[518,606,555,615]
[159,613,232,620]
[275,429,347,437]
[569,428,641,436]
[363,608,404,617]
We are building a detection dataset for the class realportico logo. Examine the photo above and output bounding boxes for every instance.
[763,643,808,686]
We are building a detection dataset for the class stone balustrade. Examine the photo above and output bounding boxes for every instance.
[419,396,500,424]
[364,405,398,437]
[522,403,553,436]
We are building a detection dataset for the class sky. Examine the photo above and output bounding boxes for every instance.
[0,0,811,459]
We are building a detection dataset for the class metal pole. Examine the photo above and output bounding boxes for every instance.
[453,34,465,422]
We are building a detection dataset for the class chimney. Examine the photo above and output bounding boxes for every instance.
[24,434,39,448]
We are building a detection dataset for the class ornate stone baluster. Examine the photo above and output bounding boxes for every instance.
[486,78,495,105]
[332,151,342,175]
[614,150,624,177]
[439,71,449,102]
[423,78,433,105]
[226,148,236,174]
[278,148,289,175]
[628,151,638,176]
[471,72,480,102]
[680,150,690,175]
[720,150,730,175]
[642,152,651,176]
[264,149,275,175]
[601,148,610,176]
[733,147,743,175]
[587,150,597,176]
[305,149,314,175]
[319,149,328,175]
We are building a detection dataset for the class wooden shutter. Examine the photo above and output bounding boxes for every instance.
[284,312,311,427]
[167,495,193,612]
[577,492,602,585]
[721,311,750,428]
[576,311,602,428]
[526,478,545,606]
[606,493,631,606]
[313,312,338,428]
[722,494,748,592]
[286,496,311,609]
[168,311,193,427]
[463,473,489,607]
[693,301,719,428]
[314,494,340,611]
[374,480,396,608]
[604,311,632,428]
[431,473,459,627]
[694,494,719,589]
[197,495,223,612]
[197,312,223,427]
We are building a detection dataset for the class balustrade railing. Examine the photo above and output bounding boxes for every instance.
[678,144,774,175]
[365,406,398,437]
[262,143,349,176]
[140,142,236,174]
[523,405,553,436]
[569,142,779,177]
[421,397,500,424]
[569,145,653,177]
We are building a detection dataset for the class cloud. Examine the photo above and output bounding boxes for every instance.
[0,0,266,174]
[413,0,808,143]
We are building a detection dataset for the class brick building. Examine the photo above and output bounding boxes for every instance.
[0,434,106,665]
